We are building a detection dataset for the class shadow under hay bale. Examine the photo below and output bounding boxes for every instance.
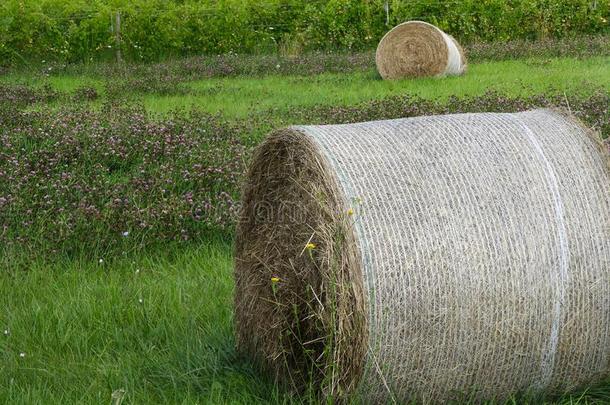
[234,109,610,403]
[376,21,467,80]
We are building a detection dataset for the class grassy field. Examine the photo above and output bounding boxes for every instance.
[1,241,294,404]
[2,56,609,117]
[1,53,610,404]
[142,57,610,116]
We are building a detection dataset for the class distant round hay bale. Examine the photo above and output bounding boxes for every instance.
[376,21,467,79]
[234,109,610,403]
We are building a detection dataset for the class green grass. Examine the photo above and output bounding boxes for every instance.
[0,241,291,404]
[144,57,610,117]
[4,56,608,118]
[0,74,105,93]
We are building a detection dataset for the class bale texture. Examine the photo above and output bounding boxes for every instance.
[234,109,610,403]
[376,21,467,79]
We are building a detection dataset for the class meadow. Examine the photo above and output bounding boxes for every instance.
[1,38,610,403]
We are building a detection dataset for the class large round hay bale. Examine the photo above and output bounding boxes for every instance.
[234,110,610,403]
[376,21,467,79]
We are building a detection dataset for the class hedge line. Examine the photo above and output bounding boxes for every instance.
[0,0,608,64]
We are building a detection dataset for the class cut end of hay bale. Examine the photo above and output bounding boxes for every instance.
[376,21,467,79]
[233,129,367,398]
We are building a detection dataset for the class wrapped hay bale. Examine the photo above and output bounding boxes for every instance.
[234,110,610,403]
[376,21,467,79]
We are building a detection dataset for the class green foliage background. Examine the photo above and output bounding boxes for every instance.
[0,0,609,64]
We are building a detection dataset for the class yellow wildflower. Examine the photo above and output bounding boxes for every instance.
[305,242,316,250]
[271,276,280,283]
[347,208,354,216]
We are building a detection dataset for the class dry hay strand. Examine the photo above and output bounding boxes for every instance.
[234,110,610,403]
[605,137,610,165]
[376,21,467,79]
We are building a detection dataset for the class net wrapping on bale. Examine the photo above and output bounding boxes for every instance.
[376,21,467,79]
[234,109,610,403]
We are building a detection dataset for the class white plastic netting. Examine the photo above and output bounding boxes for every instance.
[292,109,610,402]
